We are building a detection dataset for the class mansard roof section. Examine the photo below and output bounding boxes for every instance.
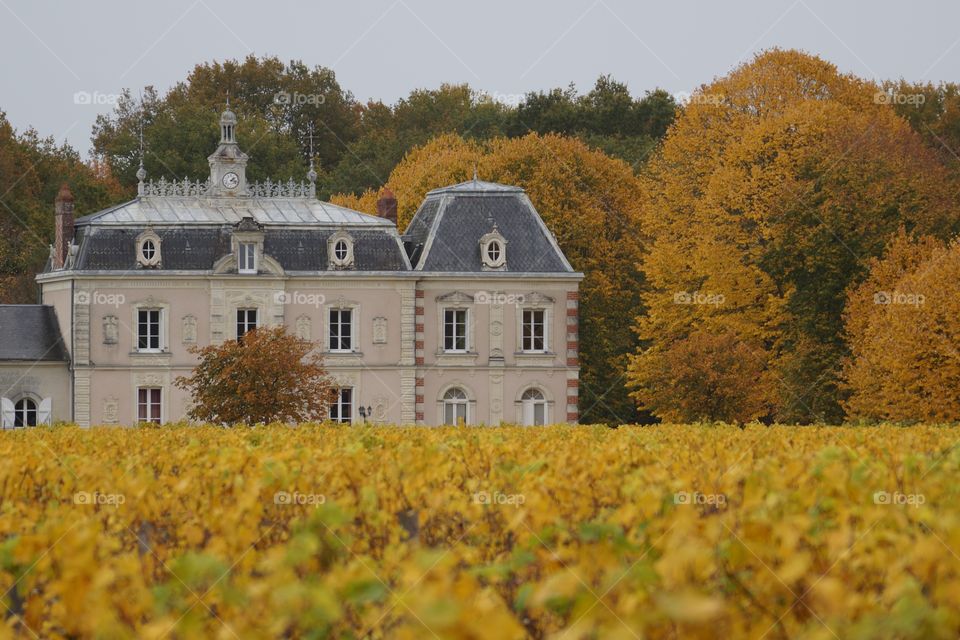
[69,226,411,272]
[404,181,575,274]
[0,305,69,361]
[74,189,393,228]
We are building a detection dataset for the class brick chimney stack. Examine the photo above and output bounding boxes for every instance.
[54,183,74,270]
[376,187,398,226]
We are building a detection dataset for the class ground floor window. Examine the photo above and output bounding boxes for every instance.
[330,388,353,423]
[443,387,468,425]
[14,398,37,427]
[521,388,547,426]
[138,388,161,424]
[237,308,258,341]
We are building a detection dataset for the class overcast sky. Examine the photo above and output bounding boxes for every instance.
[1,0,958,156]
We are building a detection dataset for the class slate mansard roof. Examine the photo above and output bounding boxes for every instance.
[74,226,410,272]
[404,179,574,273]
[0,306,69,362]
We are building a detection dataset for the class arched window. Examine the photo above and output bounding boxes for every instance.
[521,388,547,426]
[486,240,501,263]
[14,398,37,427]
[443,387,468,425]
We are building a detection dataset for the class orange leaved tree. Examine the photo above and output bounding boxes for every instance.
[175,326,336,425]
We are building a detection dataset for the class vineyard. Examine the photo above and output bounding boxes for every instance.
[0,424,958,639]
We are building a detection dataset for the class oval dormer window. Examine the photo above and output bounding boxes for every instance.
[486,241,501,263]
[136,230,162,268]
[334,239,349,262]
[141,239,156,261]
[328,232,354,269]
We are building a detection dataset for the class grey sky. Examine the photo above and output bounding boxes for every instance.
[1,0,958,156]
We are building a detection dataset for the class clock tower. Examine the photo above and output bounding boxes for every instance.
[207,105,248,197]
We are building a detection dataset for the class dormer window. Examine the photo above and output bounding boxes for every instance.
[238,242,257,274]
[328,230,354,269]
[480,225,507,270]
[136,229,162,268]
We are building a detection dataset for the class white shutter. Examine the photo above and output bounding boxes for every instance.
[38,398,52,425]
[1,398,14,429]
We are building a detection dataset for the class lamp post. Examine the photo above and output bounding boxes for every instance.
[358,405,373,423]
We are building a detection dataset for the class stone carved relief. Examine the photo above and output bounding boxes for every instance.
[490,321,503,337]
[372,317,387,344]
[296,315,312,340]
[374,396,387,421]
[182,315,197,344]
[103,315,118,344]
[102,397,119,424]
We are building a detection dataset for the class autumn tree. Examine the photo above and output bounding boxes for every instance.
[332,133,647,424]
[175,326,335,425]
[843,230,960,422]
[627,49,960,424]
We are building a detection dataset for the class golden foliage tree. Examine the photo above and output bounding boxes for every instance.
[843,230,960,422]
[333,133,646,423]
[175,326,335,424]
[628,49,960,424]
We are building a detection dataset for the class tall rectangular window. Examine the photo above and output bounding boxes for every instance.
[329,308,353,351]
[443,309,467,352]
[330,388,352,423]
[137,309,161,351]
[238,242,256,273]
[237,308,258,341]
[522,309,547,352]
[137,388,161,424]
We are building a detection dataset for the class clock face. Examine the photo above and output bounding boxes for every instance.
[222,172,239,189]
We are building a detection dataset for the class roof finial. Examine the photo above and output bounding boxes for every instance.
[306,123,317,197]
[136,95,147,195]
[473,163,478,183]
[226,90,230,107]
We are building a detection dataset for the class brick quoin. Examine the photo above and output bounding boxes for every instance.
[567,379,579,388]
[415,323,424,333]
[566,308,577,317]
[415,307,424,316]
[567,357,578,366]
[567,341,578,351]
[566,291,579,300]
[415,395,424,404]
[415,412,424,421]
[566,412,579,422]
[415,290,424,298]
[415,340,424,350]
[415,378,424,387]
[416,357,424,365]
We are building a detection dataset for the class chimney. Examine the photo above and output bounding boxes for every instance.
[54,183,74,270]
[376,187,398,226]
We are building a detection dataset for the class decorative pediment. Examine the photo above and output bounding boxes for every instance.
[436,291,475,305]
[328,229,355,269]
[135,228,162,268]
[522,292,555,306]
[234,216,263,233]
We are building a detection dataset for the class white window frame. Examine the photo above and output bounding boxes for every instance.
[236,308,258,341]
[328,307,355,352]
[14,397,37,427]
[441,387,470,425]
[135,229,162,268]
[520,388,548,426]
[442,308,469,353]
[137,387,162,424]
[238,242,258,274]
[329,387,353,423]
[328,230,355,268]
[137,308,163,352]
[521,307,549,353]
